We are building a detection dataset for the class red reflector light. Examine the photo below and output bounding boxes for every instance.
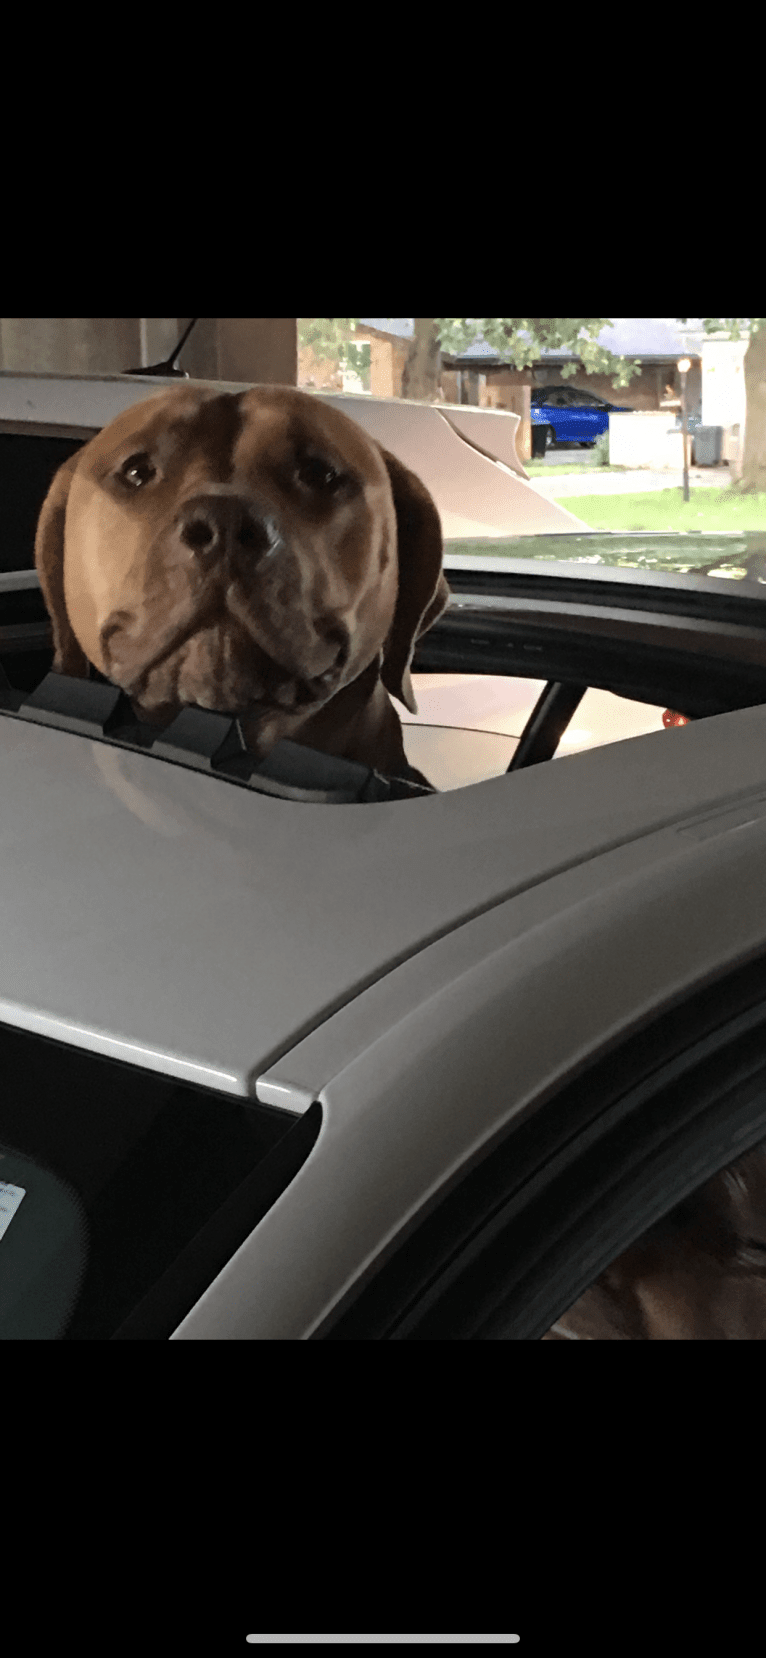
[663,710,689,728]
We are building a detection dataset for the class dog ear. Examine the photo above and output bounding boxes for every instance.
[376,445,451,714]
[34,449,91,677]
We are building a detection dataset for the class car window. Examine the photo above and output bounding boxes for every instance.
[0,1021,315,1339]
[533,388,618,410]
[542,1134,766,1340]
[398,675,667,792]
[0,431,89,573]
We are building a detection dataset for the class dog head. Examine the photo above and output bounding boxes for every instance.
[34,384,450,750]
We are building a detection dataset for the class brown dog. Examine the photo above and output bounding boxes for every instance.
[542,1140,766,1339]
[34,384,450,783]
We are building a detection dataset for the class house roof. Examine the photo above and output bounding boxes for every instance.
[357,318,742,365]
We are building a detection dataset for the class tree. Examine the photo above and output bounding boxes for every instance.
[432,318,643,390]
[677,319,766,494]
[298,317,644,399]
[297,319,370,387]
[300,318,766,494]
[401,318,445,401]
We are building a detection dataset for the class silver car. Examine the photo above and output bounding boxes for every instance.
[3,374,766,1340]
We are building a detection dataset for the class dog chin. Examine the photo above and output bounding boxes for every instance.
[127,693,183,729]
[122,648,327,727]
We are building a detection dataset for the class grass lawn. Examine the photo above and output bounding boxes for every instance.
[552,487,766,533]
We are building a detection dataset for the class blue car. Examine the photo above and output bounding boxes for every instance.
[531,385,634,453]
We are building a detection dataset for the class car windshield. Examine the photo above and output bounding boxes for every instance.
[443,314,760,584]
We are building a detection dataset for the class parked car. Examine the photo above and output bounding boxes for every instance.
[4,373,766,1340]
[530,384,634,453]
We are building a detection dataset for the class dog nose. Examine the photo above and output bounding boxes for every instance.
[176,494,279,567]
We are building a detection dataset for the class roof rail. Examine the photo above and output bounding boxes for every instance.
[0,670,435,805]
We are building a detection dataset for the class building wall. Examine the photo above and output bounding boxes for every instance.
[0,318,145,375]
[297,342,345,391]
[701,338,748,428]
[0,319,298,386]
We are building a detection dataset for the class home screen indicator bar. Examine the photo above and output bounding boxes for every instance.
[245,1639,521,1646]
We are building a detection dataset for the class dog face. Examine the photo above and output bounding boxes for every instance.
[35,384,449,752]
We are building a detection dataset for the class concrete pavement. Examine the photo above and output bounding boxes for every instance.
[528,461,733,499]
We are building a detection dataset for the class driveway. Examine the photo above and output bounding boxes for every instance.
[530,459,733,498]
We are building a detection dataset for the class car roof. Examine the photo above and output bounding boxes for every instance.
[0,369,587,536]
[5,701,766,1106]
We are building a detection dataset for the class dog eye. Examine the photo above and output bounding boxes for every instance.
[120,453,156,488]
[295,454,344,494]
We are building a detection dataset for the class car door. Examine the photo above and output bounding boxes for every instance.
[558,386,607,445]
[538,387,571,442]
[571,389,605,445]
[556,386,584,443]
[321,949,766,1339]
